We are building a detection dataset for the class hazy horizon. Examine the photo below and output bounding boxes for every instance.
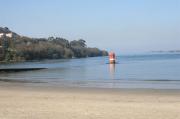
[0,0,179,53]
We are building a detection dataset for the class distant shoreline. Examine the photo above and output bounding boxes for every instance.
[152,50,180,53]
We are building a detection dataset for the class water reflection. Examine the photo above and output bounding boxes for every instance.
[109,63,115,79]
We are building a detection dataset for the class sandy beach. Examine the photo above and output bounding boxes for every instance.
[0,83,180,119]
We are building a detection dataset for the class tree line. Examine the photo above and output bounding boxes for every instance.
[0,27,108,62]
[14,36,108,61]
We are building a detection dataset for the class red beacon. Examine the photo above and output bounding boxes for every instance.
[109,52,116,64]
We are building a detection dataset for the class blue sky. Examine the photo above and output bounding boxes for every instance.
[0,0,179,53]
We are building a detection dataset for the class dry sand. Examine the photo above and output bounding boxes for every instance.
[0,83,180,119]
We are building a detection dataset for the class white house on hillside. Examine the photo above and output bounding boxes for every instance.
[0,33,13,38]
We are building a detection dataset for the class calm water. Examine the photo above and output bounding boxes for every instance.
[0,53,180,89]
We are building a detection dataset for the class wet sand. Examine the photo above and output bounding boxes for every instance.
[0,82,180,119]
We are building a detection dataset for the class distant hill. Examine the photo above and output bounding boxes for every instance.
[0,27,108,62]
[0,27,11,33]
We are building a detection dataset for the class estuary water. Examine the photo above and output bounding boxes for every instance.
[0,53,180,89]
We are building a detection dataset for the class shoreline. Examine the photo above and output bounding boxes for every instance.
[1,80,180,91]
[1,78,180,90]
